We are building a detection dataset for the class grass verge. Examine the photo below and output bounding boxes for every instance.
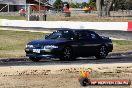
[0,30,46,58]
[0,16,26,20]
[0,30,132,58]
[47,15,132,22]
[0,14,132,22]
[112,40,132,53]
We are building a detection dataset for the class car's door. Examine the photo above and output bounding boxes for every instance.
[86,32,101,55]
[75,31,101,56]
[73,31,92,56]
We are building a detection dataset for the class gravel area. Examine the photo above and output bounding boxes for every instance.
[0,63,132,88]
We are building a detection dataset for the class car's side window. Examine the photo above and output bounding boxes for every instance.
[75,31,90,40]
[63,31,74,40]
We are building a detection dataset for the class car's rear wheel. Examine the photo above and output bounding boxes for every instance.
[60,47,74,61]
[29,57,41,62]
[95,46,108,59]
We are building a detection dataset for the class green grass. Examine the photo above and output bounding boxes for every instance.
[0,30,45,50]
[0,30,131,58]
[0,16,26,20]
[112,40,132,45]
[0,14,132,21]
[112,40,132,52]
[47,15,132,22]
[0,30,47,58]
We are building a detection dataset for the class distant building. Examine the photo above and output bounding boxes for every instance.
[0,0,52,12]
[0,0,26,12]
[27,0,52,11]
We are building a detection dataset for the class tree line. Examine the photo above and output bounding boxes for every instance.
[53,0,132,17]
[96,0,132,17]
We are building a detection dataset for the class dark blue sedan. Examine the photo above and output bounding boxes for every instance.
[25,29,113,62]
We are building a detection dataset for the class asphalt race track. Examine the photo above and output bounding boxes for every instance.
[0,27,132,66]
[0,52,132,66]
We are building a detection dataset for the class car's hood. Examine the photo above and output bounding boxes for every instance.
[28,39,69,45]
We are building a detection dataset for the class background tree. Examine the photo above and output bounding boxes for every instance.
[81,2,88,8]
[113,0,132,10]
[113,0,126,10]
[96,0,113,17]
[96,0,102,17]
[127,0,132,10]
[70,3,77,8]
[53,0,63,11]
[95,0,132,17]
[88,0,96,10]
[76,3,81,8]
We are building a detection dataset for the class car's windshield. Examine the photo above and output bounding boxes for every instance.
[45,30,74,40]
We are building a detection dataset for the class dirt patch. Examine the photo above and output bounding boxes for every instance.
[0,64,131,88]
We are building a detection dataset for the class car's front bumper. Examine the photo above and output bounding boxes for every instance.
[26,54,58,58]
[25,48,62,59]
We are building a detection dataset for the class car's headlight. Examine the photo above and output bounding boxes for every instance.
[44,45,58,49]
[26,45,28,48]
[26,45,34,48]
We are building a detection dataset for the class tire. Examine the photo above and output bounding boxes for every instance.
[60,47,74,61]
[79,77,90,86]
[95,46,108,59]
[29,57,41,62]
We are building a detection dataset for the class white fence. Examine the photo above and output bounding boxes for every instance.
[0,19,130,31]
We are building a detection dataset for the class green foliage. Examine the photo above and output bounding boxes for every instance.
[0,16,26,20]
[70,3,77,8]
[113,0,126,10]
[113,0,132,10]
[88,0,96,10]
[69,0,96,9]
[69,3,81,8]
[53,0,63,11]
[81,2,88,8]
[125,0,132,9]
[76,3,81,8]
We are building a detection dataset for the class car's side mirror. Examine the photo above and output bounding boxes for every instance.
[45,35,48,39]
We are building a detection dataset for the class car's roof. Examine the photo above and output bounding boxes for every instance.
[58,28,95,33]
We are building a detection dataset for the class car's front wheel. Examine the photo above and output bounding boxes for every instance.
[60,47,75,61]
[95,46,108,59]
[29,57,41,62]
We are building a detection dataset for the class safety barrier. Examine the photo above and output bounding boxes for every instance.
[0,19,131,31]
[128,22,132,31]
